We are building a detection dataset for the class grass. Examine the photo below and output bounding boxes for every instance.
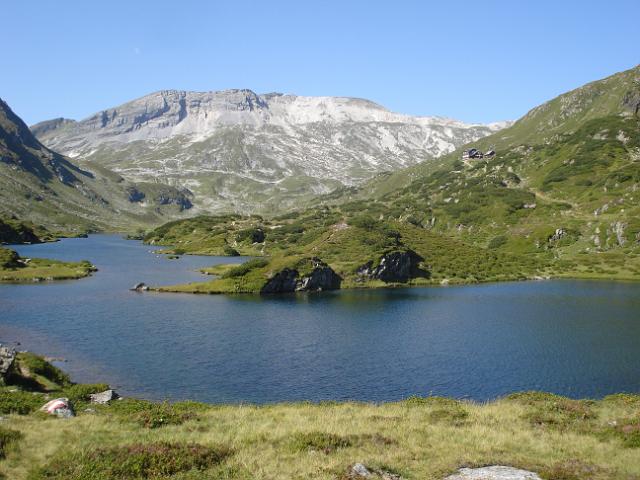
[2,354,640,479]
[2,394,640,479]
[0,247,96,283]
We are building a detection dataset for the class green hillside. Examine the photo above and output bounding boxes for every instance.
[146,65,640,292]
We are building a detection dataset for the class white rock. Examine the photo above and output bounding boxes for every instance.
[444,466,542,480]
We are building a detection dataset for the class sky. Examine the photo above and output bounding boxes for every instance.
[3,0,639,125]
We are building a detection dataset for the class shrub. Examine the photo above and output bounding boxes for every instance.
[235,227,265,244]
[222,245,240,256]
[0,391,44,414]
[221,258,269,279]
[29,442,231,479]
[348,215,380,231]
[488,235,508,249]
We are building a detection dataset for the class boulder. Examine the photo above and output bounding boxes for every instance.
[443,466,542,480]
[261,258,341,294]
[131,282,149,292]
[89,389,120,404]
[0,345,16,383]
[357,250,427,283]
[40,398,75,418]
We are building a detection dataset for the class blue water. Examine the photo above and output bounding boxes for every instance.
[1,235,639,403]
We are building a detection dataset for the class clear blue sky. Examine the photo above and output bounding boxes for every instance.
[3,0,639,125]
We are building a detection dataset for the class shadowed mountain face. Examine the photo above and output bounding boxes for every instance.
[32,90,507,214]
[0,98,193,232]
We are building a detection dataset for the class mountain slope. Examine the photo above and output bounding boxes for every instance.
[0,98,193,233]
[146,65,640,290]
[338,64,640,279]
[32,90,507,214]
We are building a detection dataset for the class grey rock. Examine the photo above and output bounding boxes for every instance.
[345,463,403,479]
[261,258,341,294]
[549,228,566,242]
[612,221,627,246]
[131,282,149,292]
[40,398,75,418]
[350,463,372,477]
[0,345,16,382]
[89,389,120,404]
[443,466,542,480]
[357,250,427,283]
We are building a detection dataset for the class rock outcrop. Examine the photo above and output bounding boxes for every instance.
[261,258,341,294]
[357,250,428,283]
[0,344,16,384]
[131,282,149,292]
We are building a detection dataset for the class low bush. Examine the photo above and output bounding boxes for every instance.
[287,432,354,454]
[29,442,231,479]
[221,258,269,278]
[0,391,44,414]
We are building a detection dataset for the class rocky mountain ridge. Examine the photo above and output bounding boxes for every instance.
[32,89,508,213]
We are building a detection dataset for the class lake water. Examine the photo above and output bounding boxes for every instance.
[1,235,639,403]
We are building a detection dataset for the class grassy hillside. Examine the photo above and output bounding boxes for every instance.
[145,65,640,292]
[1,354,640,479]
[146,210,544,294]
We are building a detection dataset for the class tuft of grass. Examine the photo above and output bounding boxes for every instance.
[287,432,355,454]
[28,442,231,480]
[0,426,22,459]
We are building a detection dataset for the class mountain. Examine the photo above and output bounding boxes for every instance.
[0,98,193,233]
[145,65,640,291]
[32,90,507,214]
[320,65,640,276]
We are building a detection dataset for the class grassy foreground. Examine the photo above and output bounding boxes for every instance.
[1,354,640,479]
[0,247,96,283]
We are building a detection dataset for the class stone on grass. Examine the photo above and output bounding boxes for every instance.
[40,398,75,418]
[89,389,119,404]
[444,466,542,480]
